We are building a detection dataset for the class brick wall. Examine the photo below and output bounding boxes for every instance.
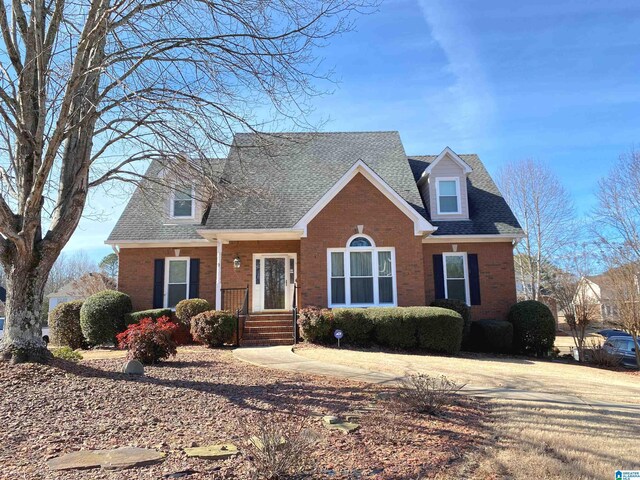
[300,172,426,307]
[422,242,517,321]
[118,247,217,311]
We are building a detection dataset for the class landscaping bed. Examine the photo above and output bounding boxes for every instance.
[0,347,486,479]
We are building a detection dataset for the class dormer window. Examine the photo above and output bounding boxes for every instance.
[171,186,195,218]
[436,178,460,215]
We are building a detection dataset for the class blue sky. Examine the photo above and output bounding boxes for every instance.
[69,0,640,261]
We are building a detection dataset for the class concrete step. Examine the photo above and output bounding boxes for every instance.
[244,320,292,328]
[240,338,293,346]
[243,331,294,339]
[244,326,293,334]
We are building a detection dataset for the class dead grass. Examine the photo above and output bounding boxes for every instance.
[296,344,640,404]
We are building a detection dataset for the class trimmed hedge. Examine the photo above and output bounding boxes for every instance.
[328,306,463,354]
[49,300,84,349]
[507,300,556,357]
[430,299,471,345]
[298,307,334,343]
[469,319,513,353]
[80,290,133,345]
[175,298,211,324]
[190,310,235,347]
[125,308,173,326]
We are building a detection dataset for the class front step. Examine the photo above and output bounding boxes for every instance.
[240,312,295,346]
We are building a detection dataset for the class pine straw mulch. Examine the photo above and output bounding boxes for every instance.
[0,347,487,479]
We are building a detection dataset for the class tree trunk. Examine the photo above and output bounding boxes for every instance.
[0,258,52,363]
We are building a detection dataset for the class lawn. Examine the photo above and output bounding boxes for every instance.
[295,344,640,479]
[0,347,485,479]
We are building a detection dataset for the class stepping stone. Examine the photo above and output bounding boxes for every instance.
[122,360,144,375]
[183,444,239,460]
[47,447,165,471]
[249,435,286,451]
[322,415,341,425]
[321,418,360,434]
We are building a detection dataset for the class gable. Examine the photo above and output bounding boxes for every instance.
[294,160,434,237]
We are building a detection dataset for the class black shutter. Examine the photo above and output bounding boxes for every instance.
[189,258,200,299]
[468,253,481,305]
[153,259,165,308]
[433,254,445,299]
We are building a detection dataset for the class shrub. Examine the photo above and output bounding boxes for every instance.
[298,307,333,343]
[396,374,465,415]
[469,319,513,353]
[125,308,172,326]
[370,307,417,349]
[116,316,178,364]
[80,290,133,345]
[332,309,375,347]
[430,298,471,345]
[585,339,623,368]
[406,306,463,355]
[49,300,84,349]
[190,310,235,347]
[175,298,211,324]
[52,346,83,362]
[507,300,556,357]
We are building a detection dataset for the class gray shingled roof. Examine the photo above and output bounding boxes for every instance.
[408,155,523,235]
[107,132,523,242]
[203,131,427,230]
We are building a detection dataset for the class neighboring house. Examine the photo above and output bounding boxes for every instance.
[47,273,116,313]
[107,131,524,345]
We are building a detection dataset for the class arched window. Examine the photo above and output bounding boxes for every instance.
[327,235,395,307]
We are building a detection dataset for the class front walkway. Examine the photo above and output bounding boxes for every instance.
[233,346,640,413]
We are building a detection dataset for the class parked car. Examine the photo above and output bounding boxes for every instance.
[0,317,50,341]
[597,329,631,339]
[603,335,639,369]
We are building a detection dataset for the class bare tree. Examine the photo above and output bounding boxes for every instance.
[498,159,576,300]
[46,250,97,296]
[0,0,373,362]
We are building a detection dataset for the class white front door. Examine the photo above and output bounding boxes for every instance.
[252,254,297,312]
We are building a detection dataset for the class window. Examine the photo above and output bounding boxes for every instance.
[165,258,189,308]
[443,253,469,304]
[171,186,195,218]
[328,235,396,307]
[436,178,460,214]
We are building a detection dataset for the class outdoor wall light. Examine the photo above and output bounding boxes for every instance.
[233,255,241,270]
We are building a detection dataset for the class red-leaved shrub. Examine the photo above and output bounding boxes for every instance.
[116,316,178,364]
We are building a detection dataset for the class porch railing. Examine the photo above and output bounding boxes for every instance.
[292,283,299,344]
[221,286,249,346]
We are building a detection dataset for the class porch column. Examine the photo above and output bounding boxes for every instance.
[215,238,222,310]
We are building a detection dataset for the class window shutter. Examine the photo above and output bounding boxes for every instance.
[189,258,200,299]
[433,254,445,299]
[153,259,165,308]
[468,254,481,305]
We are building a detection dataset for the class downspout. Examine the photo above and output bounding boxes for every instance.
[215,238,222,310]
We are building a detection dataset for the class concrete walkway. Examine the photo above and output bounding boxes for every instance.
[234,346,640,413]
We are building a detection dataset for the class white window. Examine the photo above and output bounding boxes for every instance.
[443,252,470,304]
[165,257,190,308]
[436,178,461,214]
[170,186,195,218]
[327,235,396,307]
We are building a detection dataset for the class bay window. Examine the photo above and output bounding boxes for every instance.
[328,235,396,307]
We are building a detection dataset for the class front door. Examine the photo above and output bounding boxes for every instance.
[252,254,297,312]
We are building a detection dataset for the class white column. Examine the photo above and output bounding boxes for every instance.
[215,238,222,310]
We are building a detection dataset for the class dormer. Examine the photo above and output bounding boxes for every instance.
[417,147,472,221]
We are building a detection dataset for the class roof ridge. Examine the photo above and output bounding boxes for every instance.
[235,130,400,136]
[408,153,479,158]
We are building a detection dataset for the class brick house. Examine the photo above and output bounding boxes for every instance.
[107,132,523,344]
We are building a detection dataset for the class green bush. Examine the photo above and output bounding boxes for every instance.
[80,290,133,345]
[125,308,173,326]
[469,319,513,353]
[507,300,556,357]
[333,309,375,347]
[406,306,463,355]
[52,346,83,362]
[370,307,418,349]
[190,310,235,347]
[298,307,333,343]
[175,298,211,324]
[430,299,471,345]
[49,300,84,349]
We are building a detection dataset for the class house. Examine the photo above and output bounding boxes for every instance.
[106,131,523,345]
[47,273,115,313]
